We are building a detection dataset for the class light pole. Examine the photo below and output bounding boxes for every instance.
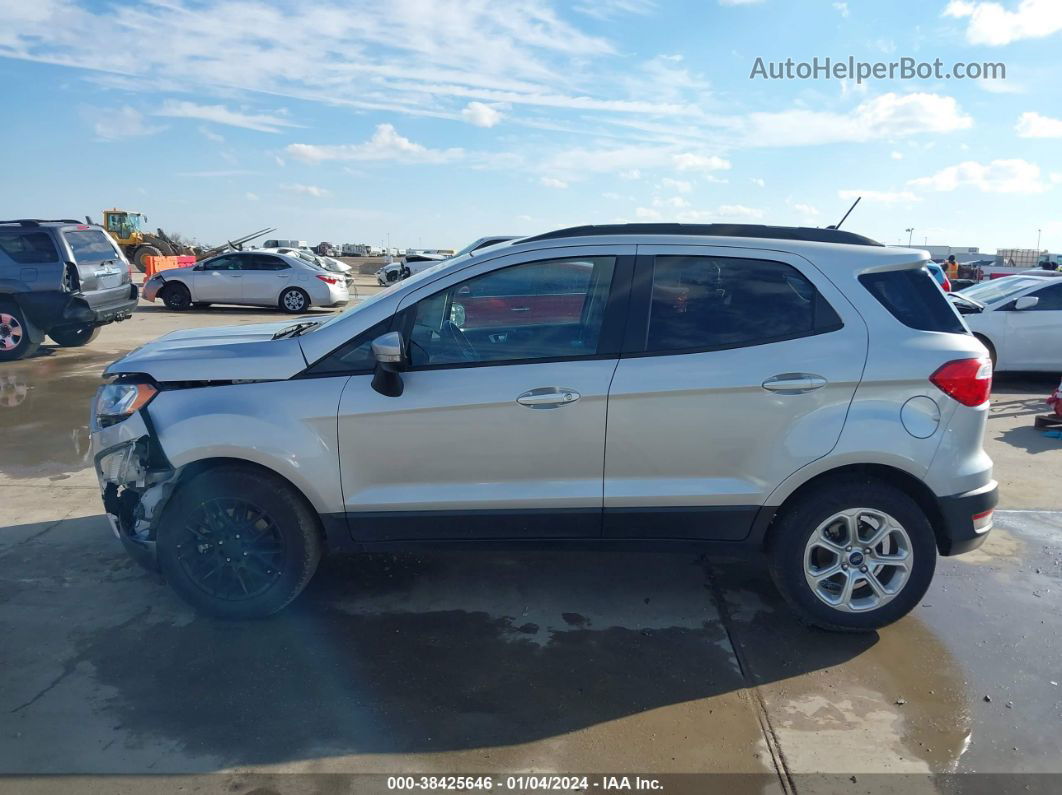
[905,227,914,246]
[1037,228,1042,252]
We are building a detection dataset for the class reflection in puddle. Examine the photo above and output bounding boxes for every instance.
[0,354,109,479]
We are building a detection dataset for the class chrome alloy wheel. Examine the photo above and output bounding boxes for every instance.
[803,508,913,613]
[0,313,23,352]
[283,290,307,312]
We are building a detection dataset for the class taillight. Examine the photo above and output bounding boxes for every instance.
[315,275,338,285]
[930,357,992,407]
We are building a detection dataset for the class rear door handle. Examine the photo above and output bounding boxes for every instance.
[516,388,580,408]
[762,373,828,394]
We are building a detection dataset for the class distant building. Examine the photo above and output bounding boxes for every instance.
[996,248,1046,268]
[924,245,980,260]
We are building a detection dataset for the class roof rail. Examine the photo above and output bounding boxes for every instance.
[522,223,883,247]
[0,219,86,227]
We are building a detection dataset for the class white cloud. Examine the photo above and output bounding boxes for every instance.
[461,101,504,128]
[751,177,765,187]
[944,0,1062,46]
[659,177,692,193]
[619,169,642,180]
[719,0,764,5]
[891,151,904,160]
[909,159,1048,194]
[833,2,850,17]
[1015,111,1062,138]
[86,106,164,140]
[791,203,820,216]
[839,189,921,204]
[677,205,765,221]
[245,192,259,201]
[652,195,690,208]
[741,93,972,147]
[286,124,464,164]
[540,177,568,188]
[198,125,224,143]
[673,153,731,172]
[155,100,299,133]
[283,183,331,197]
[635,207,662,219]
[574,0,656,19]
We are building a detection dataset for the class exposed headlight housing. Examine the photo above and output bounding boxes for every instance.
[93,381,157,428]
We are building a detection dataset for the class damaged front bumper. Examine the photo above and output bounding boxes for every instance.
[92,411,178,573]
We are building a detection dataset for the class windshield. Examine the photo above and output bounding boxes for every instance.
[959,277,1045,305]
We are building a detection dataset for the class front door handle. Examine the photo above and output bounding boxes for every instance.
[516,388,581,408]
[762,373,828,394]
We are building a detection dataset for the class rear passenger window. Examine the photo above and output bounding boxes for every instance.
[645,256,842,353]
[859,267,966,334]
[64,229,121,264]
[0,231,59,264]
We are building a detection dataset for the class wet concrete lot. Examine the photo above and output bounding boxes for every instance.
[0,302,1060,793]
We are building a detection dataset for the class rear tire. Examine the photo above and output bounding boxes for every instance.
[974,334,997,370]
[157,466,323,619]
[161,282,192,311]
[0,302,40,361]
[279,287,310,314]
[766,476,937,632]
[48,324,102,347]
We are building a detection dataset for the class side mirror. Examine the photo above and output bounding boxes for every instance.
[1014,295,1040,311]
[371,331,405,397]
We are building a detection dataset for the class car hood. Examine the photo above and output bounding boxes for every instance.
[104,320,310,382]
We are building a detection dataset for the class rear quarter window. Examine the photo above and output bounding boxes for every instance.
[64,229,122,264]
[859,267,966,334]
[0,230,59,264]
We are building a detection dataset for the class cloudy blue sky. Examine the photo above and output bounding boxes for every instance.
[2,0,1061,252]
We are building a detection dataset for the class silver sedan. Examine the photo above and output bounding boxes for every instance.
[142,250,349,313]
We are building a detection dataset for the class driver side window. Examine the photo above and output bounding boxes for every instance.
[404,256,616,367]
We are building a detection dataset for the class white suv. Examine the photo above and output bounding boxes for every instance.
[91,224,997,630]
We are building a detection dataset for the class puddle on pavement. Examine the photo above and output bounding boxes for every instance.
[64,550,775,772]
[0,351,113,479]
[708,557,972,774]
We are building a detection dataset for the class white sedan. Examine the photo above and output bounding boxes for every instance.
[142,250,348,313]
[954,274,1062,372]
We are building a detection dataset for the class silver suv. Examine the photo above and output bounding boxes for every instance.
[1,219,138,360]
[90,224,997,630]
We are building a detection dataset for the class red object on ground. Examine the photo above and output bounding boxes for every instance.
[1047,379,1062,418]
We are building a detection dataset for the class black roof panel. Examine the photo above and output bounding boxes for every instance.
[523,223,883,247]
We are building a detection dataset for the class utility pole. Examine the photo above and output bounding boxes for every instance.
[1037,228,1042,252]
[905,227,914,246]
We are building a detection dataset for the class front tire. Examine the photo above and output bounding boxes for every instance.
[157,466,323,619]
[767,477,937,632]
[48,324,102,347]
[0,303,40,361]
[279,287,309,314]
[132,245,162,273]
[161,282,192,311]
